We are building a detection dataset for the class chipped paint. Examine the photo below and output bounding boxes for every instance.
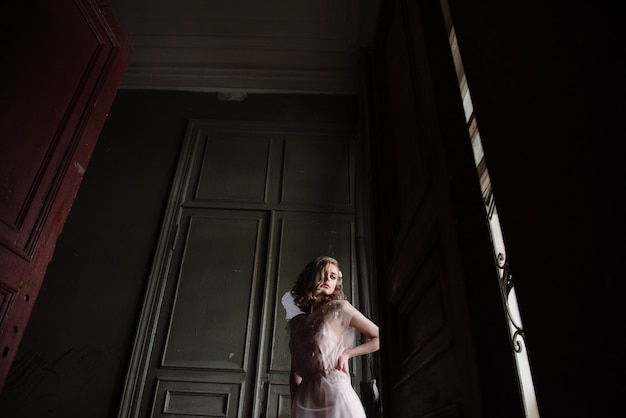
[74,161,85,175]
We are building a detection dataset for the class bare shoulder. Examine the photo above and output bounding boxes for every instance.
[342,301,378,338]
[336,299,358,314]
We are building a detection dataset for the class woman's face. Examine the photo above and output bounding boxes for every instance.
[318,263,340,295]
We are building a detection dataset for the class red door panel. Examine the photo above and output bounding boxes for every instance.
[0,0,131,390]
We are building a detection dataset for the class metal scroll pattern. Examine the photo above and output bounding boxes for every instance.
[484,185,527,354]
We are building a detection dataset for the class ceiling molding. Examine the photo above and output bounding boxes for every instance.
[119,66,359,94]
[110,0,379,93]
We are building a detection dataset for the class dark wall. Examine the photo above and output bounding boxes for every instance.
[0,90,358,417]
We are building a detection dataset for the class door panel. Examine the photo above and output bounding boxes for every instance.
[195,133,271,203]
[267,383,291,418]
[0,0,130,389]
[146,209,268,417]
[181,120,355,212]
[260,211,355,417]
[281,139,352,207]
[162,214,267,370]
[152,379,241,418]
[271,212,355,374]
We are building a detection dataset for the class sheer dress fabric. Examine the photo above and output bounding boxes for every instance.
[289,300,367,418]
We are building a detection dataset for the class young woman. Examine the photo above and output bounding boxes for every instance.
[281,256,379,418]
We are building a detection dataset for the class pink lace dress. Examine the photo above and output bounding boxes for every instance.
[289,300,367,418]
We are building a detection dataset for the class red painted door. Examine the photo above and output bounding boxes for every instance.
[0,0,131,390]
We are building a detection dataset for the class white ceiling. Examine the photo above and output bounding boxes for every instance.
[109,0,380,94]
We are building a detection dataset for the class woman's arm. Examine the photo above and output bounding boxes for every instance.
[289,360,302,402]
[337,308,380,375]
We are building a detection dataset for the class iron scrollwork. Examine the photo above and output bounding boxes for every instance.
[485,185,527,355]
[496,251,526,354]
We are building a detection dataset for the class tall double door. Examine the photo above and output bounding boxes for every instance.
[123,120,359,417]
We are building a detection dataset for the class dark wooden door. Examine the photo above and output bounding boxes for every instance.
[0,0,131,391]
[369,0,524,416]
[119,120,360,417]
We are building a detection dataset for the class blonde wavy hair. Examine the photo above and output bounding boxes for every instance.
[292,256,345,312]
